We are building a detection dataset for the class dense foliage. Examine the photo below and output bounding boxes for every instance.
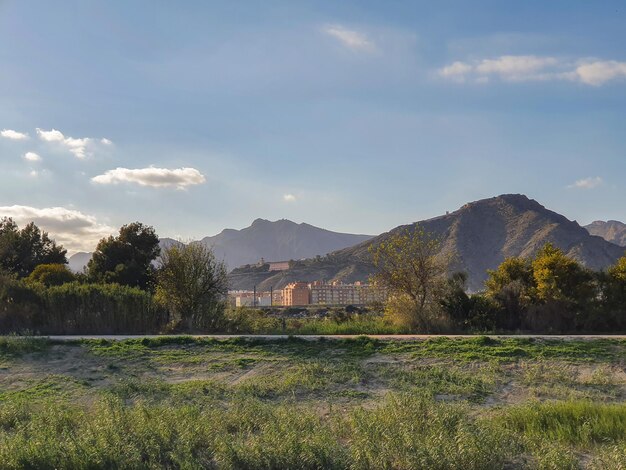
[1,217,625,334]
[88,222,160,289]
[369,227,626,333]
[156,243,228,331]
[0,279,167,334]
[0,218,66,277]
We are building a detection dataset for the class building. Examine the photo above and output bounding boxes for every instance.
[231,291,274,307]
[258,258,290,272]
[282,282,310,306]
[268,261,290,271]
[310,281,386,306]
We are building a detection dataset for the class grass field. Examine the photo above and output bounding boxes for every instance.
[1,336,626,469]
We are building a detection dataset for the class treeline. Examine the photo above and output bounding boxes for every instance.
[2,218,626,334]
[0,218,227,334]
[372,228,626,334]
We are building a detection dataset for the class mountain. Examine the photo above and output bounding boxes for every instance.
[66,221,373,273]
[68,252,92,273]
[228,194,625,292]
[585,220,626,247]
[198,219,373,269]
[67,238,186,272]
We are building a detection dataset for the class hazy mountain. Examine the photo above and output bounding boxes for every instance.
[229,194,625,292]
[585,220,626,247]
[68,252,92,273]
[197,219,373,269]
[66,222,372,273]
[67,238,185,272]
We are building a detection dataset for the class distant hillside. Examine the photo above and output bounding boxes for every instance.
[585,220,626,247]
[67,222,372,273]
[67,238,184,272]
[229,194,625,292]
[68,252,92,273]
[198,219,373,269]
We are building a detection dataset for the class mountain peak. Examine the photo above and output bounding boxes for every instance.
[585,219,626,247]
[229,194,624,292]
[201,219,374,269]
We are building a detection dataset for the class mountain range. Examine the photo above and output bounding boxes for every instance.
[585,220,626,247]
[228,194,626,292]
[195,219,372,269]
[67,220,373,272]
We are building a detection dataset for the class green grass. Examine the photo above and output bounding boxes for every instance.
[0,336,50,358]
[500,401,626,445]
[2,336,626,468]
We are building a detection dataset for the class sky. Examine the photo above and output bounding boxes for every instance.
[1,0,625,253]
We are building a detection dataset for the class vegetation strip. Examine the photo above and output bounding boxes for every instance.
[2,336,626,468]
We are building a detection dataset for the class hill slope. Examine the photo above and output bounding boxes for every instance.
[229,194,625,291]
[65,223,372,273]
[585,220,626,247]
[199,219,373,269]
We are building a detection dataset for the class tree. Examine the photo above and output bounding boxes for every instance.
[532,243,595,304]
[155,243,228,331]
[601,255,626,328]
[88,222,160,289]
[485,257,534,330]
[526,243,596,332]
[439,272,498,331]
[370,227,447,330]
[27,263,76,287]
[0,218,67,277]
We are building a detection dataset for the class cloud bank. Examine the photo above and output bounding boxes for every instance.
[438,55,626,86]
[283,194,297,202]
[0,205,116,253]
[92,167,206,189]
[1,129,29,140]
[36,128,112,159]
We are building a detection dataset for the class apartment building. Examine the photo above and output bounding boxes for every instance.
[282,282,311,306]
[310,281,387,306]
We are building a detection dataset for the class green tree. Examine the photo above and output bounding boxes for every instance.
[88,222,160,289]
[370,227,447,330]
[155,243,228,332]
[0,218,67,277]
[601,255,626,328]
[532,243,594,304]
[27,263,76,287]
[485,257,534,330]
[526,243,596,332]
[439,272,498,331]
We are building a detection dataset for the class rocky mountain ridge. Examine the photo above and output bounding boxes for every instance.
[585,220,626,247]
[229,194,625,292]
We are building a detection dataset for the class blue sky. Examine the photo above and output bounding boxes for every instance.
[1,1,625,252]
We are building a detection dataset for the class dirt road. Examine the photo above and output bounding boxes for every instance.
[40,334,626,341]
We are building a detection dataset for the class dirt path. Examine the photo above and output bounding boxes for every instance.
[40,334,626,341]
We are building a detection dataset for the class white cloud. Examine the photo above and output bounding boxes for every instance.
[574,60,626,86]
[283,194,297,202]
[568,176,604,190]
[36,128,110,159]
[439,61,473,82]
[92,167,206,189]
[322,24,375,52]
[1,129,29,140]
[23,151,41,162]
[475,55,558,79]
[438,55,626,86]
[0,205,116,253]
[29,170,39,178]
